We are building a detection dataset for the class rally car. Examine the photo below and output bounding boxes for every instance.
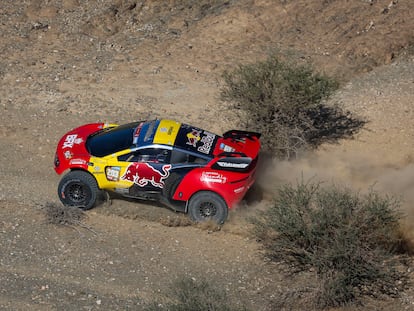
[54,119,261,224]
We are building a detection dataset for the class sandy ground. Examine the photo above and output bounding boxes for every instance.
[1,0,414,310]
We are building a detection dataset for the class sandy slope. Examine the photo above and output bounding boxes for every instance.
[1,0,414,309]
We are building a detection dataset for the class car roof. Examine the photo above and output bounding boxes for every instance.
[134,119,219,157]
[86,121,140,157]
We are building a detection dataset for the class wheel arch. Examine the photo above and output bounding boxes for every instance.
[175,182,236,211]
[66,167,96,178]
[57,169,100,210]
[172,169,233,206]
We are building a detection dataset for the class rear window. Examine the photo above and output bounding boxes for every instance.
[86,122,140,157]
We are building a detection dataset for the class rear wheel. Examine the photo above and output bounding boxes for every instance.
[188,191,228,224]
[58,171,99,210]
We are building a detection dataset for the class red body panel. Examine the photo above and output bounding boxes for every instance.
[213,134,260,158]
[173,160,257,209]
[54,123,105,174]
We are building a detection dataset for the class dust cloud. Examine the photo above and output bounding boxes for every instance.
[253,149,414,239]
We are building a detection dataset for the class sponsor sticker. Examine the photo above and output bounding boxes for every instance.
[234,186,245,194]
[219,143,235,153]
[217,161,249,169]
[69,158,87,166]
[134,122,144,137]
[64,150,73,159]
[200,171,227,184]
[63,134,83,148]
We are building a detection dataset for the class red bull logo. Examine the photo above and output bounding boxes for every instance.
[121,163,172,188]
[186,129,201,147]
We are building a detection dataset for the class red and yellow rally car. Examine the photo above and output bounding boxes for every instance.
[54,119,261,224]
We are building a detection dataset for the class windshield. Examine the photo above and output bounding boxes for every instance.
[86,122,141,157]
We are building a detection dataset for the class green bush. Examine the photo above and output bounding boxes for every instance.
[220,55,364,158]
[144,277,248,311]
[253,180,408,307]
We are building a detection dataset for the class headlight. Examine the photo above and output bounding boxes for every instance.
[54,153,60,167]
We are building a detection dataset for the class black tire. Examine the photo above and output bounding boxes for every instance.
[58,170,99,210]
[162,173,182,199]
[188,191,228,224]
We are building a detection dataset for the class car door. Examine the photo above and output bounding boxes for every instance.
[117,147,172,191]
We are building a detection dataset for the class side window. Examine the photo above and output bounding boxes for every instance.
[118,148,171,163]
[170,150,207,164]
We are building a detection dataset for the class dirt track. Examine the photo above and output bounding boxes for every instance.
[1,1,414,310]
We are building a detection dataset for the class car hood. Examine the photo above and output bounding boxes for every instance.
[54,123,108,174]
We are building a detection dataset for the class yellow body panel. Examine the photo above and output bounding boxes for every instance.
[88,154,133,190]
[153,119,181,146]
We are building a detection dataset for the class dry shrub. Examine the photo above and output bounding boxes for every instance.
[159,215,193,227]
[43,202,86,226]
[195,219,222,233]
[253,180,410,308]
[143,277,247,311]
[220,55,364,159]
[159,215,221,231]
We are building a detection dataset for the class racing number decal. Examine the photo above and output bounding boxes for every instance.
[106,167,121,181]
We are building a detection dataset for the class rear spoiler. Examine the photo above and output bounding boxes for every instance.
[222,130,261,141]
[211,152,257,172]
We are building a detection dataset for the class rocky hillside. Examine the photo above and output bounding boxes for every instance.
[0,0,413,310]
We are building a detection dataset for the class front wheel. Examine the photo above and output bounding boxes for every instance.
[188,191,228,224]
[58,171,99,210]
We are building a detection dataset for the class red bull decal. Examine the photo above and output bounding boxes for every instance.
[198,131,215,154]
[186,129,201,147]
[121,163,172,188]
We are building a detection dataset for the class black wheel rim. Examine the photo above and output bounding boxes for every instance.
[198,201,217,218]
[66,182,89,204]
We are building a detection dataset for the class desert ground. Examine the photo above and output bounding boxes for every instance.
[1,0,414,310]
